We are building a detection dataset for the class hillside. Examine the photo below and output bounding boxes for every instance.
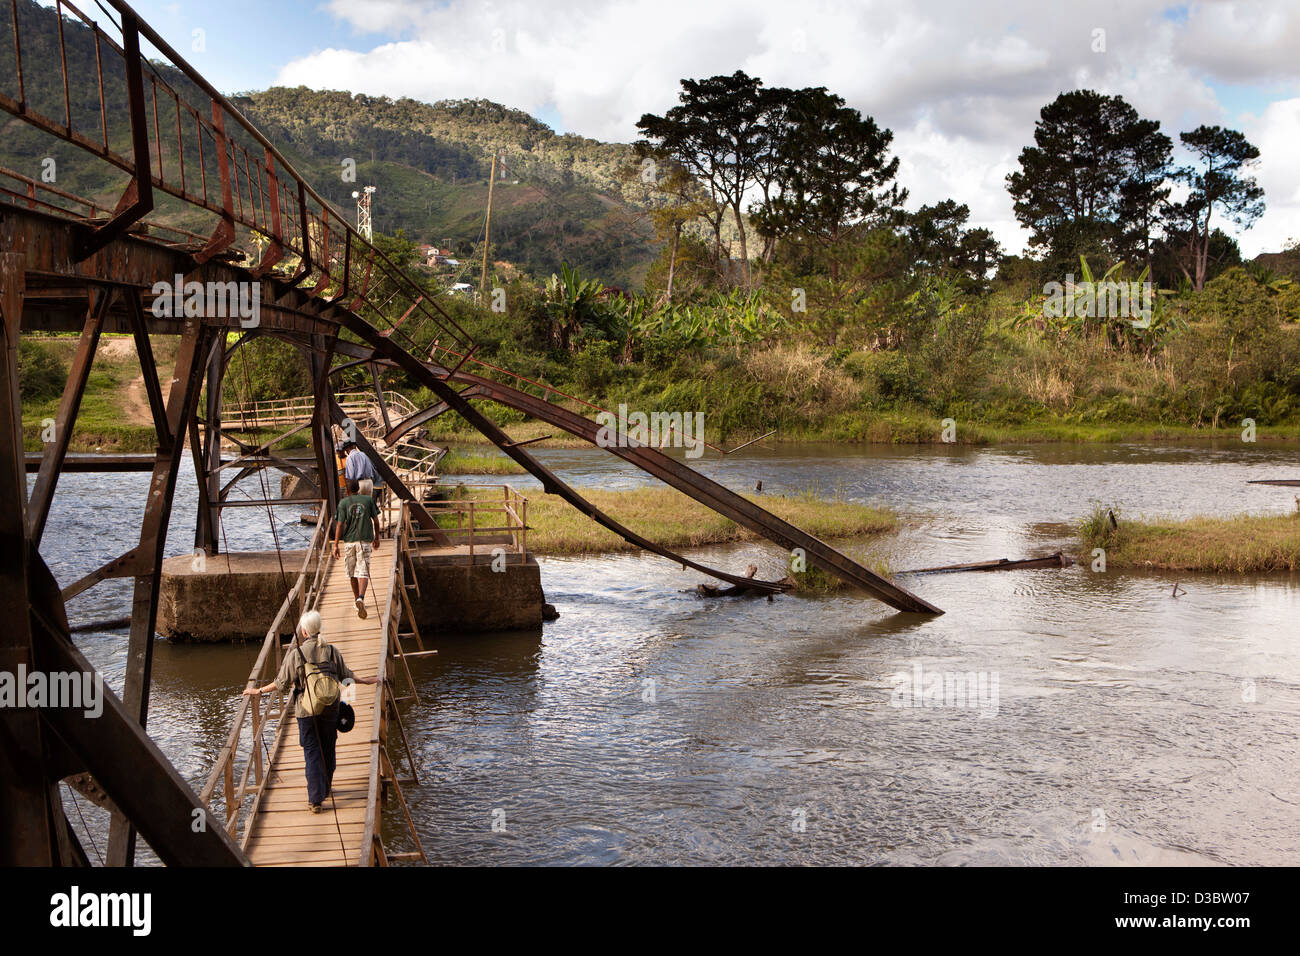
[235,88,662,287]
[0,0,660,287]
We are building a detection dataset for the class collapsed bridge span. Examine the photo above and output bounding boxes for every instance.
[333,338,943,615]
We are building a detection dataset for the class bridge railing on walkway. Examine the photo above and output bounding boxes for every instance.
[219,395,372,431]
[0,0,473,356]
[418,484,529,558]
[197,505,331,844]
[219,391,445,500]
[199,499,424,864]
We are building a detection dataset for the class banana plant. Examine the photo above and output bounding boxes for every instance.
[544,262,606,351]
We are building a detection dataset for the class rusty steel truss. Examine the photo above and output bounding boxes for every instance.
[0,0,940,867]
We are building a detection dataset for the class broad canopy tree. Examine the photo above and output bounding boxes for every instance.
[1006,90,1265,289]
[749,87,907,280]
[906,200,1002,289]
[637,73,907,285]
[1007,90,1172,272]
[636,71,769,284]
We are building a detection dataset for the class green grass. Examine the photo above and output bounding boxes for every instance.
[438,449,527,474]
[518,485,897,555]
[22,361,160,452]
[427,410,1300,449]
[1078,503,1300,573]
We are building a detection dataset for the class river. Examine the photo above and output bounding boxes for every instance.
[39,440,1300,865]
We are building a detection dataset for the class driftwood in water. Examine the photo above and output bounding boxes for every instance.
[69,616,132,633]
[697,564,791,597]
[903,552,1074,575]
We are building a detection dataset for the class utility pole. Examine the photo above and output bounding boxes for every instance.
[481,152,498,296]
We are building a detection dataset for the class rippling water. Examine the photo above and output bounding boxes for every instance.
[39,441,1300,865]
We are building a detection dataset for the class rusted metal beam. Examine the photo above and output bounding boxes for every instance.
[106,318,209,866]
[337,315,794,595]
[27,544,247,866]
[370,362,393,431]
[374,350,942,610]
[24,453,158,472]
[73,11,154,261]
[189,411,215,553]
[125,291,170,447]
[310,334,340,520]
[59,546,148,604]
[0,250,60,866]
[204,334,226,548]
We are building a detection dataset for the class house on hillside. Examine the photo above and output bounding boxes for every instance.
[419,244,456,268]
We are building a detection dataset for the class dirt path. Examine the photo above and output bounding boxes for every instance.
[107,338,173,426]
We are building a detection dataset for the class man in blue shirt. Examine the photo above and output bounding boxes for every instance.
[341,440,385,530]
[342,440,378,483]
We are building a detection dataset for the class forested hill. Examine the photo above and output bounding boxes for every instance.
[235,88,660,286]
[0,0,659,286]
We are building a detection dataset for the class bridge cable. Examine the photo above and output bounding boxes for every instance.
[61,781,105,866]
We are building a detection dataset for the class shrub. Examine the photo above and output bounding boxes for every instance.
[18,339,67,401]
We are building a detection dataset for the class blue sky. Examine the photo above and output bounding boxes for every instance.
[92,0,1300,256]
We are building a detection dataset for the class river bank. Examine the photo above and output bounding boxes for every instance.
[1079,506,1300,573]
[430,416,1300,465]
[519,486,896,555]
[20,334,1300,455]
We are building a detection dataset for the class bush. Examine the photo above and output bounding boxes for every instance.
[18,339,66,401]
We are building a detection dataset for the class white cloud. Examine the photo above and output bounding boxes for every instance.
[1242,98,1300,254]
[273,0,1300,257]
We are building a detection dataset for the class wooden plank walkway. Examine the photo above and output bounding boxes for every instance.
[241,544,397,867]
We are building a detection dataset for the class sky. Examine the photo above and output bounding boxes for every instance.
[112,0,1300,258]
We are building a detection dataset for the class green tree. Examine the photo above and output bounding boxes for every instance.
[1170,125,1265,291]
[750,88,905,281]
[636,71,770,284]
[1007,90,1170,270]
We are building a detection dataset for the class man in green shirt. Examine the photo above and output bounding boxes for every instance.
[334,478,380,618]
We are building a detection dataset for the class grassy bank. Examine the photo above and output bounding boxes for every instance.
[428,412,1300,450]
[438,449,529,474]
[1079,505,1300,573]
[476,485,897,555]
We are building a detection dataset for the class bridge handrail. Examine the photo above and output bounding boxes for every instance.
[419,484,529,559]
[358,498,409,865]
[197,503,329,838]
[0,0,473,358]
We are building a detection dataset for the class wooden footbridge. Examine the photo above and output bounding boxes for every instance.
[200,503,432,867]
[0,0,940,866]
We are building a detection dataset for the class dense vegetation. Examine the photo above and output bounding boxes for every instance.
[8,2,1300,446]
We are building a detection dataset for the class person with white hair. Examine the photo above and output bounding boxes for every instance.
[333,476,381,618]
[243,609,379,812]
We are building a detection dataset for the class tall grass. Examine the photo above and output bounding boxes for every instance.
[523,486,896,555]
[1077,505,1300,573]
